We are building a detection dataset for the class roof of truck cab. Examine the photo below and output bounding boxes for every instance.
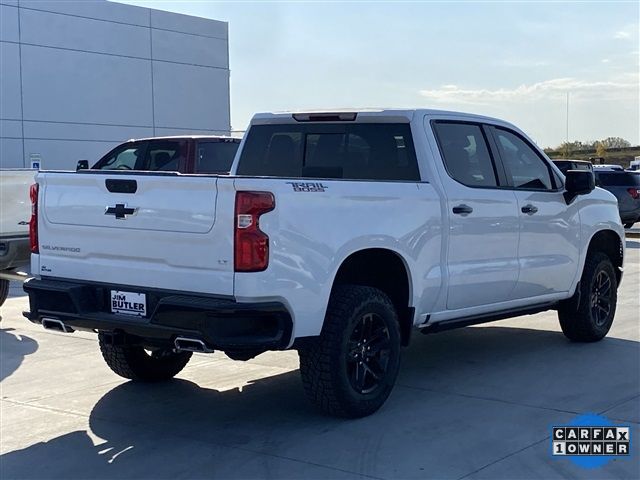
[124,135,241,142]
[251,108,517,126]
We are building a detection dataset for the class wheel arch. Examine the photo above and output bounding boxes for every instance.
[331,248,414,346]
[585,229,624,285]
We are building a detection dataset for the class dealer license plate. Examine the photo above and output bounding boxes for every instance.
[110,290,147,317]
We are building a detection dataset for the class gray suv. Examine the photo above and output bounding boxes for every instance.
[594,170,640,228]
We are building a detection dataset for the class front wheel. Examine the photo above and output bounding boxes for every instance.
[298,285,401,418]
[558,252,617,342]
[98,333,192,382]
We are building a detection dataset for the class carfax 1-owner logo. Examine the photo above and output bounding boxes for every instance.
[552,414,632,469]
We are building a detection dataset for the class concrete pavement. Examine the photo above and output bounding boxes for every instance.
[1,240,638,479]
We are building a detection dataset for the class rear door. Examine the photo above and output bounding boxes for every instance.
[36,172,235,295]
[430,120,520,310]
[488,126,580,297]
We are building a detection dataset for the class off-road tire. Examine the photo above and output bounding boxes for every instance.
[98,333,192,381]
[298,285,401,418]
[558,252,617,342]
[0,279,9,308]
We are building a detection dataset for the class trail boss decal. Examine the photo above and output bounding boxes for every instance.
[286,182,327,192]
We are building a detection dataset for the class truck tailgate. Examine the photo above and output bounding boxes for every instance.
[35,172,234,296]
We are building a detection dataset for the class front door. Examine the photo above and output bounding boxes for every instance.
[488,126,581,297]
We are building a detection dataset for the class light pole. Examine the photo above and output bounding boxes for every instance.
[566,91,570,144]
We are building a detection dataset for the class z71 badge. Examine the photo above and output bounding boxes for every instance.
[286,182,328,192]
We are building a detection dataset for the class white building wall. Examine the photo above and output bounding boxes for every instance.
[0,0,230,169]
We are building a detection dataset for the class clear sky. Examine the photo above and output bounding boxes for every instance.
[119,1,639,148]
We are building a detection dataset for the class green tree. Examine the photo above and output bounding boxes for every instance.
[600,137,631,149]
[559,142,572,158]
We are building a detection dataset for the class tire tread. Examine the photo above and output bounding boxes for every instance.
[98,334,191,382]
[298,285,400,418]
[558,252,617,342]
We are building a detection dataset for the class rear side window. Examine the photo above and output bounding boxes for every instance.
[196,141,239,174]
[596,172,640,186]
[144,140,186,171]
[432,122,498,187]
[236,123,420,181]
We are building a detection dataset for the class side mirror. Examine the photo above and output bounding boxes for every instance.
[564,169,595,204]
[76,160,89,171]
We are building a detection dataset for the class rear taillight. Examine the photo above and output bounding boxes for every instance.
[234,191,275,272]
[627,187,639,200]
[29,183,39,254]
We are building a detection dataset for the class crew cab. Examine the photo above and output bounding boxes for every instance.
[23,109,625,417]
[0,169,36,306]
[85,135,240,173]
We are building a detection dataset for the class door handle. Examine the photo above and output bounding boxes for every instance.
[452,204,473,216]
[521,204,538,215]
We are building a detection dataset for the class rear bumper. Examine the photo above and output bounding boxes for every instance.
[23,277,293,352]
[0,236,30,271]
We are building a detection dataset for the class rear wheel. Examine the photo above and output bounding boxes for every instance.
[98,333,192,381]
[298,285,401,418]
[558,252,617,342]
[0,279,9,308]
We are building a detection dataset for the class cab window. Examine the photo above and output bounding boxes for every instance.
[144,140,186,171]
[493,128,554,190]
[432,122,498,187]
[196,141,239,174]
[94,142,147,170]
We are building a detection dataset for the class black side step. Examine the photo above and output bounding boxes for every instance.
[420,302,557,334]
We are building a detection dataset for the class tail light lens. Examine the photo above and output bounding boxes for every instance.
[627,188,639,200]
[29,183,39,253]
[234,191,275,272]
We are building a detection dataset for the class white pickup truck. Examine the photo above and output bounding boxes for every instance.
[24,109,624,417]
[0,169,35,306]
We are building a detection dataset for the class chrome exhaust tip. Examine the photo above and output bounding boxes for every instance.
[42,317,74,333]
[174,337,213,353]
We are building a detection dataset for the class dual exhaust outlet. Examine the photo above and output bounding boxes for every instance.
[173,337,214,353]
[41,318,212,353]
[42,317,74,333]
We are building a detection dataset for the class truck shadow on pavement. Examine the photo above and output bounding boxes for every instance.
[0,328,38,382]
[1,326,639,479]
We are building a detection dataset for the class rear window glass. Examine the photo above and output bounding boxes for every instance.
[596,172,640,186]
[236,123,420,181]
[196,141,239,174]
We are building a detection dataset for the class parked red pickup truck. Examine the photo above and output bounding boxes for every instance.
[85,135,241,174]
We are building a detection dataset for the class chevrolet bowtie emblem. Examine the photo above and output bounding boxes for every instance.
[105,203,137,219]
